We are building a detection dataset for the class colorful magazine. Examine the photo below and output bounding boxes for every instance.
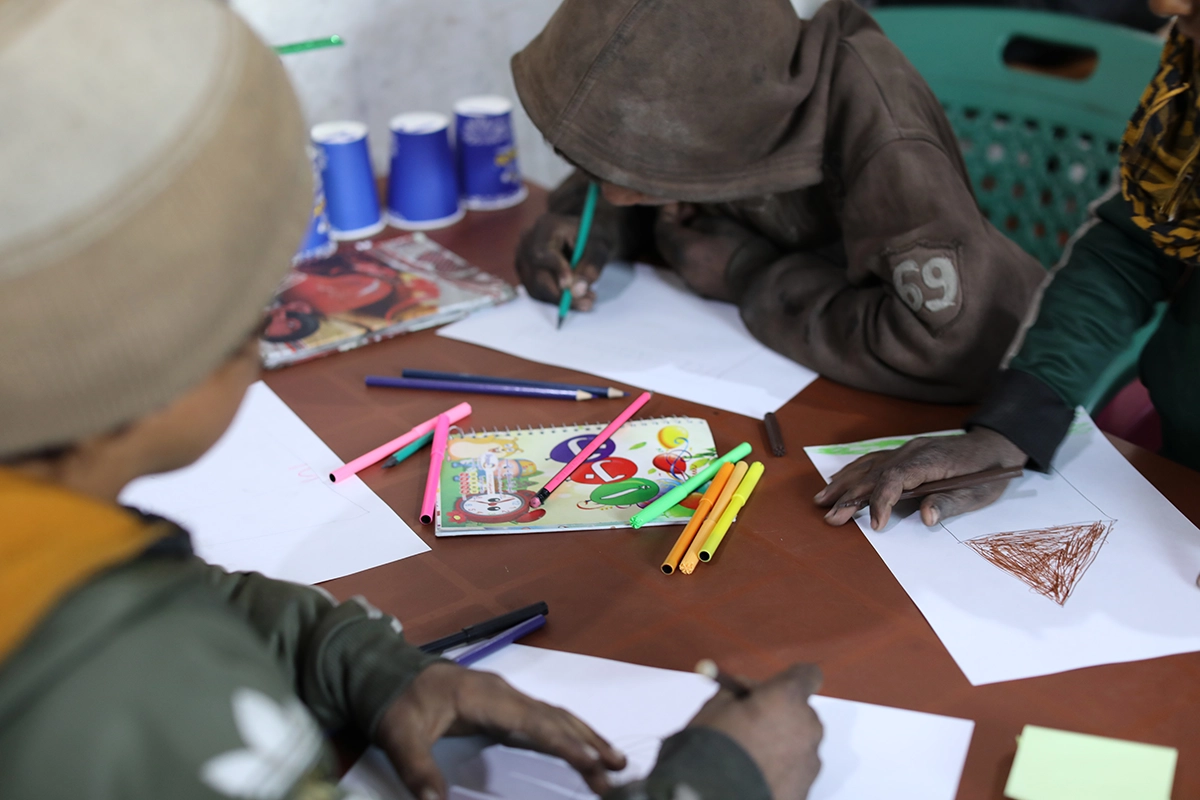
[260,233,514,368]
[435,417,718,536]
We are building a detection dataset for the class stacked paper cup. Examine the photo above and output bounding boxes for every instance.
[311,95,528,236]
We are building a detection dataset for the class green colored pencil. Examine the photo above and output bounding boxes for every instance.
[381,430,434,469]
[557,181,600,330]
[273,35,344,56]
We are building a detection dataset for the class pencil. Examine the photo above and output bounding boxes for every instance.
[366,375,593,401]
[557,181,600,330]
[699,461,764,562]
[401,368,626,399]
[662,462,735,574]
[680,461,748,575]
[529,391,653,508]
[694,659,751,698]
[329,401,471,483]
[833,466,1026,511]
[381,430,433,469]
[418,413,451,525]
[273,35,344,55]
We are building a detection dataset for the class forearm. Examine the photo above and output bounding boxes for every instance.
[971,194,1179,469]
[737,250,1000,403]
[198,564,440,736]
[603,729,772,800]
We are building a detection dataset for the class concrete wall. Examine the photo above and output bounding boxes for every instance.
[233,0,829,189]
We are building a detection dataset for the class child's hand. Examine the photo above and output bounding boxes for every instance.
[815,428,1028,530]
[688,663,825,800]
[655,204,771,303]
[516,212,615,311]
[374,662,626,800]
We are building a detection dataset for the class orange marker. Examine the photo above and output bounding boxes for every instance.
[661,462,736,575]
[680,460,749,575]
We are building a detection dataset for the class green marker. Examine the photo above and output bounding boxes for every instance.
[381,430,434,469]
[557,181,600,330]
[630,441,752,528]
[273,35,344,56]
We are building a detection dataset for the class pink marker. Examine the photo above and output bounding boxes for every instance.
[419,412,452,524]
[329,401,470,483]
[530,391,653,508]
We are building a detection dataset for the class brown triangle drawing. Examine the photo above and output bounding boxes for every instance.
[963,520,1114,606]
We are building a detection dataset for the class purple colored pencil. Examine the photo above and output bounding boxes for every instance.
[453,615,546,667]
[366,375,591,401]
[402,368,627,399]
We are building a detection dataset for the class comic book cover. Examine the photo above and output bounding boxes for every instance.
[260,233,514,368]
[435,417,718,536]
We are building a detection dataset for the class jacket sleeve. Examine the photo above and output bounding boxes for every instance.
[197,561,441,739]
[735,137,1043,403]
[968,192,1183,469]
[603,729,772,800]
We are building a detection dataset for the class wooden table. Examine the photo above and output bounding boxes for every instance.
[265,185,1200,800]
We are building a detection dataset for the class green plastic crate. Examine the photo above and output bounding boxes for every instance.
[872,7,1165,410]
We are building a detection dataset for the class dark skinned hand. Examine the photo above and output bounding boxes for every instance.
[654,203,747,303]
[815,428,1029,530]
[515,212,616,312]
[689,663,825,800]
[374,662,626,800]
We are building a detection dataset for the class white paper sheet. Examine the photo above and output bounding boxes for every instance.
[120,381,429,584]
[437,262,818,418]
[341,645,974,800]
[805,412,1200,685]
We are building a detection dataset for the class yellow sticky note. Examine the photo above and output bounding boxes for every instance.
[1005,725,1177,800]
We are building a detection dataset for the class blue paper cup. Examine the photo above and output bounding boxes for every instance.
[386,112,464,231]
[454,95,528,211]
[293,145,338,263]
[311,121,385,240]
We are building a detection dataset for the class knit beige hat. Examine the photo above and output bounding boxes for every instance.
[0,0,312,459]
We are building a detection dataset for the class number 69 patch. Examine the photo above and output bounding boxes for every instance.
[887,244,963,327]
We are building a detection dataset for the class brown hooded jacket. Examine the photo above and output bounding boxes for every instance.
[512,0,1044,402]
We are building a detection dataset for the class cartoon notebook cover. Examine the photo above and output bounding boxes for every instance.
[260,233,514,369]
[435,418,717,536]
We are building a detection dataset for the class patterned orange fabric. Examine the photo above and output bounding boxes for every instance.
[0,469,165,662]
[1121,26,1200,265]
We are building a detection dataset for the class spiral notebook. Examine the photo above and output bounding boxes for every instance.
[435,417,717,536]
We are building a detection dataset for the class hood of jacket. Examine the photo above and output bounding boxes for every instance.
[512,0,877,202]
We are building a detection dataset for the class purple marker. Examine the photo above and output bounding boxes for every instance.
[454,615,546,667]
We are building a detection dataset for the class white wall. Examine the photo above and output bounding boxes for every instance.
[232,0,830,189]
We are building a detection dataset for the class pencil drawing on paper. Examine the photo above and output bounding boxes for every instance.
[939,460,1116,606]
[962,520,1115,605]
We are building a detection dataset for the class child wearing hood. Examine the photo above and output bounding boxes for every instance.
[513,0,1044,403]
[0,1,821,798]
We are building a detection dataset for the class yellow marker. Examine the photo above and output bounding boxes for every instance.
[680,461,748,575]
[661,462,735,574]
[699,461,764,562]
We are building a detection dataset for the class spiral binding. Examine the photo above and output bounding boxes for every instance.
[448,415,699,439]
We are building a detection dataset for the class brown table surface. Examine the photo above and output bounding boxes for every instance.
[265,185,1200,800]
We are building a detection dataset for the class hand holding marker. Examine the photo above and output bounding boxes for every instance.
[557,181,600,329]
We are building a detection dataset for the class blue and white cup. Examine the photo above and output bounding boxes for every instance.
[311,121,385,240]
[386,112,464,231]
[293,145,338,263]
[454,95,528,210]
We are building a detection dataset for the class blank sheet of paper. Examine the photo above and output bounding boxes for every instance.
[805,412,1200,685]
[1005,725,1176,800]
[437,262,818,418]
[341,645,974,800]
[120,381,429,584]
